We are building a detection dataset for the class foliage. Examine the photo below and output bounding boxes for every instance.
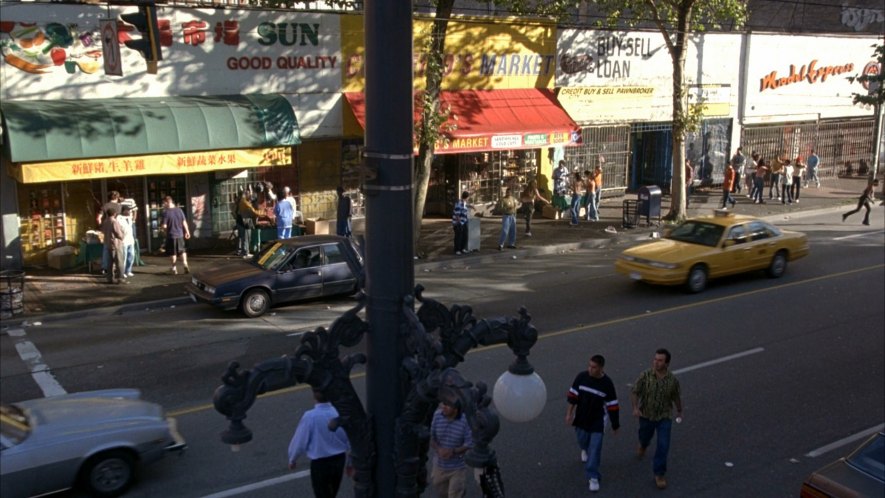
[848,42,885,108]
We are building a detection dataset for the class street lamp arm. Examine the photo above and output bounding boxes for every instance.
[213,356,313,446]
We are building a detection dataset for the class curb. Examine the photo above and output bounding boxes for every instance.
[0,204,855,332]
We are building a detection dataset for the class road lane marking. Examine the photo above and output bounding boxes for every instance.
[834,229,885,241]
[805,423,884,458]
[672,348,765,375]
[169,264,885,418]
[200,469,311,498]
[6,327,66,397]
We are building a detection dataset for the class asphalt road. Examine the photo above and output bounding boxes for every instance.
[1,208,883,497]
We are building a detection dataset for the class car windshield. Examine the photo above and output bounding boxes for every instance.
[255,242,295,271]
[1,404,31,447]
[665,221,726,247]
[847,433,885,481]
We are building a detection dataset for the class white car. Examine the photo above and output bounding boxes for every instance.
[1,389,186,498]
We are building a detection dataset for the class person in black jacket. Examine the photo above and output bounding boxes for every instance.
[566,354,620,493]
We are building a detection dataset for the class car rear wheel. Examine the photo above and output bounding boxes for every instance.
[80,450,135,498]
[685,264,708,293]
[241,288,270,318]
[767,250,788,278]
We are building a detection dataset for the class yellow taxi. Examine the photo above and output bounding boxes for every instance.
[614,210,809,292]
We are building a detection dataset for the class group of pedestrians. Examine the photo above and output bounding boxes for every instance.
[567,348,683,493]
[566,164,604,226]
[98,190,141,283]
[741,149,821,205]
[287,388,475,498]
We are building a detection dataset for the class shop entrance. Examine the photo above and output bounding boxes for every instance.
[631,124,673,191]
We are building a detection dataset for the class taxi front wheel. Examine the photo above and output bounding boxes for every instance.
[685,264,708,293]
[766,251,787,278]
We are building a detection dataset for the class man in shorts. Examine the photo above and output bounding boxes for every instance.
[161,196,191,274]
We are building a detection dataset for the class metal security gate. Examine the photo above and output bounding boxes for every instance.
[564,125,630,191]
[741,118,874,179]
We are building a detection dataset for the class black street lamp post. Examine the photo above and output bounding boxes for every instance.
[213,288,545,497]
[212,1,547,496]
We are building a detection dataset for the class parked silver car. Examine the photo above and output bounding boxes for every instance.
[1,389,186,498]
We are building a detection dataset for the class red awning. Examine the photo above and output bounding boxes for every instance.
[343,89,581,154]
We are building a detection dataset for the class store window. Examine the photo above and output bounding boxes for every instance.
[18,183,65,264]
[210,166,299,238]
[452,150,540,217]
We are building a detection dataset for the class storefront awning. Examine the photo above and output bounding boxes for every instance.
[1,94,300,164]
[343,89,581,154]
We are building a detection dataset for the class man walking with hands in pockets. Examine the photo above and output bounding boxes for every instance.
[631,348,683,490]
[566,354,620,492]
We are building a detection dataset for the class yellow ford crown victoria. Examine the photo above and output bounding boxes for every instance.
[615,211,809,293]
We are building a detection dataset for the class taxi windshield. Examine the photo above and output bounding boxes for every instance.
[256,242,295,270]
[666,221,725,247]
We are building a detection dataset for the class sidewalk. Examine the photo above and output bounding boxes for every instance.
[2,176,872,323]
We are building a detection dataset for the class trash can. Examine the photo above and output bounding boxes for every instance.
[467,216,481,252]
[0,270,25,320]
[622,199,639,229]
[638,185,662,224]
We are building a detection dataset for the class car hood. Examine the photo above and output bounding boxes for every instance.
[17,395,164,430]
[807,458,885,495]
[195,260,266,286]
[622,239,709,263]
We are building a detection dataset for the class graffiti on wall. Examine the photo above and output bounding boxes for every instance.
[841,5,884,32]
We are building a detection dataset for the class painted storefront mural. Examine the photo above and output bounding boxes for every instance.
[744,33,878,121]
[0,3,344,137]
[341,14,558,92]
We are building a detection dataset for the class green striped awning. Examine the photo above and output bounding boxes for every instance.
[1,94,300,163]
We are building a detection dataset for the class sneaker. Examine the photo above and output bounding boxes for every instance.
[126,273,135,277]
[171,266,178,275]
[842,213,848,222]
[655,475,667,490]
[243,254,252,259]
[498,245,503,251]
[455,251,462,255]
[637,445,646,459]
[589,478,600,492]
[525,232,533,237]
[581,450,588,462]
[794,199,799,203]
[863,220,870,226]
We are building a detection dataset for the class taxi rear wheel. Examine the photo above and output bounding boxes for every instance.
[685,264,708,293]
[241,289,270,318]
[766,250,788,278]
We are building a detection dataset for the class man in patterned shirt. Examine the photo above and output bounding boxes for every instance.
[452,191,470,255]
[631,348,683,490]
[430,399,473,497]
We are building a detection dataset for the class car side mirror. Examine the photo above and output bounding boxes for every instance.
[723,239,736,248]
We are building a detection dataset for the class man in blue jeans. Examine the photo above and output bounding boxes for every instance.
[566,354,620,492]
[497,188,519,250]
[631,348,683,490]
